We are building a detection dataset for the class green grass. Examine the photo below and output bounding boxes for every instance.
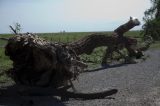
[0,34,13,38]
[39,32,88,43]
[0,48,12,71]
[0,34,13,47]
[38,32,109,43]
[125,30,142,37]
[0,47,12,82]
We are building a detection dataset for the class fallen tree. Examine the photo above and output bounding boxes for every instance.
[4,32,117,99]
[0,17,152,100]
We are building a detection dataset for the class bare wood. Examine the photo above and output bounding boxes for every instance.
[114,17,140,36]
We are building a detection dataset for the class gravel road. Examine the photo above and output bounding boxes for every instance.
[0,49,160,106]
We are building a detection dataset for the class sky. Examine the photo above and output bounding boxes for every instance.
[0,0,151,33]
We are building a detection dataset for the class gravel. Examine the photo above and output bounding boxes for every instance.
[0,49,160,106]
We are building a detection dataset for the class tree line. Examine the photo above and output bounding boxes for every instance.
[143,0,160,40]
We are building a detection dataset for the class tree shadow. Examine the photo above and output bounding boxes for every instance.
[0,96,65,106]
[0,84,66,106]
[0,84,118,106]
[85,63,128,72]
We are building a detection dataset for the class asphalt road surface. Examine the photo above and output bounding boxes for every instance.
[0,49,160,106]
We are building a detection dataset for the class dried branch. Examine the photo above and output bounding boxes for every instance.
[9,25,17,34]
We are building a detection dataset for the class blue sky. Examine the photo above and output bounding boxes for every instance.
[0,0,151,33]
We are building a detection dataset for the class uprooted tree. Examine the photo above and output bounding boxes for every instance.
[0,17,152,99]
[3,33,118,99]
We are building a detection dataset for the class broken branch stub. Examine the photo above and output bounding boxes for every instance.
[9,25,18,35]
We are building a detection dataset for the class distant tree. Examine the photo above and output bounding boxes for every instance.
[15,23,21,33]
[142,0,160,40]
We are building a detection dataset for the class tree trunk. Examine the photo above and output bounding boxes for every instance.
[69,33,137,55]
[69,17,143,65]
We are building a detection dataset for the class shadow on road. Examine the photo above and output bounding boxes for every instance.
[0,96,65,106]
[0,84,118,106]
[0,84,66,106]
[85,63,128,72]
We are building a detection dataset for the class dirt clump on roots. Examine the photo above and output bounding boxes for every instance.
[5,33,87,88]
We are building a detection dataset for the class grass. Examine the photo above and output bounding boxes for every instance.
[0,47,12,82]
[0,34,13,47]
[0,48,12,70]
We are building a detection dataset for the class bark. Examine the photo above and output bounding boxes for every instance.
[114,17,140,36]
[69,33,118,55]
[69,33,137,55]
[101,17,143,64]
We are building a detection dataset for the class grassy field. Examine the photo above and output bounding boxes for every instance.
[0,31,159,82]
